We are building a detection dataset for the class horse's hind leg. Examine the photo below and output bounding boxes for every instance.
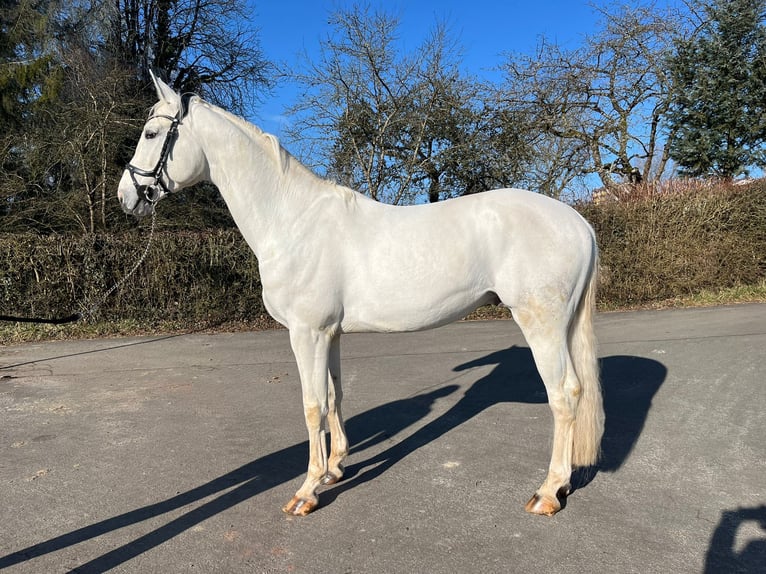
[512,305,581,516]
[324,334,348,485]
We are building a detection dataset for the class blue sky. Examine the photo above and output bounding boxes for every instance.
[250,1,603,135]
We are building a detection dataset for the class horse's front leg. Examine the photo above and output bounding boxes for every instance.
[324,333,348,485]
[283,325,333,516]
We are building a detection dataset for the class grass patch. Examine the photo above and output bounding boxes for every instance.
[623,279,766,311]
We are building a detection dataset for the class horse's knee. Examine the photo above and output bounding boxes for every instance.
[303,404,326,430]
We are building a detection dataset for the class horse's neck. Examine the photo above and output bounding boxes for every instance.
[195,106,329,257]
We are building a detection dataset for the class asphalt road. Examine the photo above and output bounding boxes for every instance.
[1,304,764,574]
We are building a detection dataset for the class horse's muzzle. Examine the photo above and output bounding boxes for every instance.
[118,169,160,217]
[118,188,155,218]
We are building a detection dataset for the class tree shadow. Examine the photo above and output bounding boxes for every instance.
[704,505,766,574]
[0,345,665,572]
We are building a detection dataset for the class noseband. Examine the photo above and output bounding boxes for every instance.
[126,93,194,204]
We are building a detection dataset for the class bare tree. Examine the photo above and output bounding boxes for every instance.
[0,0,274,233]
[499,3,684,196]
[54,49,142,232]
[285,6,529,204]
[108,0,273,113]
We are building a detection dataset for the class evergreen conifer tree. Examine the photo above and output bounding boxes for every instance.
[667,0,766,177]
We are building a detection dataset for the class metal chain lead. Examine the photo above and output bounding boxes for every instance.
[77,207,157,322]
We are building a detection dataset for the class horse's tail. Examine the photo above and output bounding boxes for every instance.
[569,250,604,467]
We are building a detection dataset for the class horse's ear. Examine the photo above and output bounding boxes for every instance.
[149,70,181,109]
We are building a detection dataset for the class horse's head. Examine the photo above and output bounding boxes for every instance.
[118,72,207,217]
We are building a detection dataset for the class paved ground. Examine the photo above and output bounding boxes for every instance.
[0,304,764,574]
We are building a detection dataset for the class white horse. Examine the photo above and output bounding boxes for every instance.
[119,74,604,518]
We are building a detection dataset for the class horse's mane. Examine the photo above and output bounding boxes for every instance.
[198,99,356,203]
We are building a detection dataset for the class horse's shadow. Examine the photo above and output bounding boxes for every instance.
[0,346,666,572]
[328,346,667,500]
[704,505,766,574]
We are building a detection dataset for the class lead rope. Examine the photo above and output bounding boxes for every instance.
[77,206,158,322]
[0,207,157,325]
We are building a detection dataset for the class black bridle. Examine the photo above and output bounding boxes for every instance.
[125,93,194,204]
[125,114,180,204]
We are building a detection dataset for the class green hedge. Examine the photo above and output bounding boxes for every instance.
[1,182,764,341]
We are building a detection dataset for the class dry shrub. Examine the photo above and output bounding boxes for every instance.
[0,230,268,327]
[579,179,766,308]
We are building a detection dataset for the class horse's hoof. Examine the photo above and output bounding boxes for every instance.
[525,493,561,516]
[282,496,318,516]
[321,470,343,485]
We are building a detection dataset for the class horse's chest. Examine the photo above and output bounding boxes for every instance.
[258,256,343,327]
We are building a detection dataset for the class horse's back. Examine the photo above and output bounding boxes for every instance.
[354,188,595,275]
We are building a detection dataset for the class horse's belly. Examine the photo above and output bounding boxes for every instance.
[340,287,497,333]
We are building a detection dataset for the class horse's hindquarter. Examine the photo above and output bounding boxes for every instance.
[339,189,595,332]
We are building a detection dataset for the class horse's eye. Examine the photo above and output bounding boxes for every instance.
[145,131,157,140]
